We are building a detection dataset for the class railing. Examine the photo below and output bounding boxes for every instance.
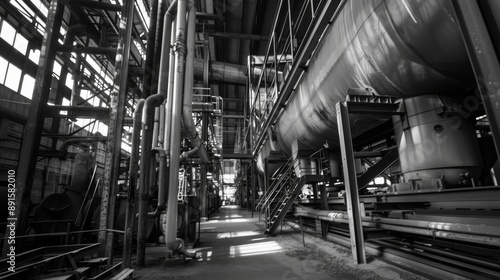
[178,168,187,201]
[257,147,329,228]
[192,92,223,157]
[246,0,332,152]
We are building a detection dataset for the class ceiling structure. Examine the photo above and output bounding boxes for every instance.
[0,0,279,159]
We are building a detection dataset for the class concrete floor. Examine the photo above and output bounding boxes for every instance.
[133,206,427,280]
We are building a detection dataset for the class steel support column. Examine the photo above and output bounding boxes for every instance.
[336,102,366,264]
[2,0,64,255]
[451,0,500,159]
[123,99,144,268]
[99,0,135,260]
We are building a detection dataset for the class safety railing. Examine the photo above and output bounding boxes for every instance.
[257,146,329,230]
[246,0,331,151]
[192,92,223,157]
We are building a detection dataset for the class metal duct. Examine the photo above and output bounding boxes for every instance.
[193,58,279,85]
[272,0,475,156]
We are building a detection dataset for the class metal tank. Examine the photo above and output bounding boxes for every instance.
[392,95,482,189]
[264,0,483,186]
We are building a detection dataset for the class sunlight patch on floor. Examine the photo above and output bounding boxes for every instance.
[217,231,261,239]
[229,241,282,257]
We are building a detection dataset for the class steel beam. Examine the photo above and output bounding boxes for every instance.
[44,105,109,119]
[336,101,366,264]
[68,0,122,11]
[451,0,500,160]
[1,0,64,255]
[56,45,117,55]
[99,0,135,261]
[357,149,399,189]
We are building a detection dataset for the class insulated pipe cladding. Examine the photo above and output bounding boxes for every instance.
[257,0,487,188]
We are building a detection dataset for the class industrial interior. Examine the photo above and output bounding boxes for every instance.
[1,0,500,279]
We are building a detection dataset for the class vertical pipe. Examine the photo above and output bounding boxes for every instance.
[152,0,168,95]
[164,19,177,165]
[165,0,195,257]
[137,0,179,265]
[137,94,164,266]
[100,0,135,261]
[152,148,167,210]
[123,99,144,268]
[142,0,159,98]
[251,161,256,217]
[451,0,500,160]
[182,0,209,163]
[200,114,208,218]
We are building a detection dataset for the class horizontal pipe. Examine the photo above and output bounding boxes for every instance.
[295,206,500,246]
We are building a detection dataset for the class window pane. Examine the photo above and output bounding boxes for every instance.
[1,22,16,46]
[20,74,35,99]
[52,61,62,77]
[0,56,7,84]
[4,64,22,91]
[29,49,40,64]
[14,34,29,54]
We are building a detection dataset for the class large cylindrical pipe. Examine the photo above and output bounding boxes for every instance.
[183,0,209,164]
[272,0,475,157]
[165,0,196,258]
[193,58,278,85]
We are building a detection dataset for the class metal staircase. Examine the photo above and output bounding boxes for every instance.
[265,176,308,235]
[258,154,325,235]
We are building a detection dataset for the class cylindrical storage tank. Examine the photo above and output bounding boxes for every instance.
[273,0,475,156]
[392,95,482,187]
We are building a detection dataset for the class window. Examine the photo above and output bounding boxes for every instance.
[13,34,28,54]
[20,74,35,99]
[1,22,16,46]
[29,49,40,64]
[0,56,7,84]
[4,64,22,92]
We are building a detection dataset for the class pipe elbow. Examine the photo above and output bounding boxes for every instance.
[142,93,165,124]
[166,238,197,258]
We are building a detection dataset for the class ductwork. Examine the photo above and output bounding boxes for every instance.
[193,58,280,85]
